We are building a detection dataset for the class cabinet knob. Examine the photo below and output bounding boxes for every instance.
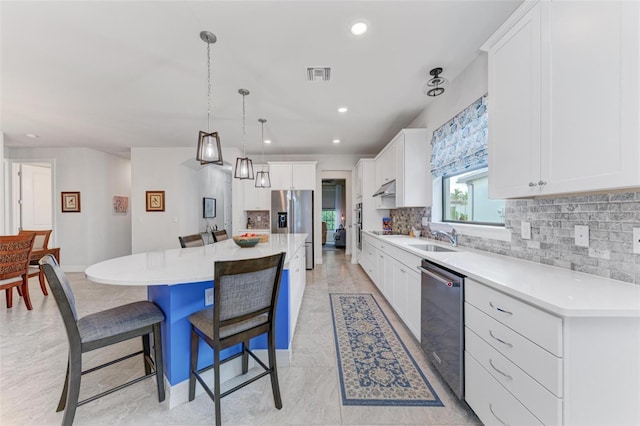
[538,180,547,186]
[528,182,538,187]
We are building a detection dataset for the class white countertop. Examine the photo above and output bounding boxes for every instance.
[363,231,640,318]
[85,234,307,286]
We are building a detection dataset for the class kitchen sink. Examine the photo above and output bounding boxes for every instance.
[409,244,456,252]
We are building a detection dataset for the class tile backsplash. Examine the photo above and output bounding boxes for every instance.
[390,191,640,284]
[245,211,269,230]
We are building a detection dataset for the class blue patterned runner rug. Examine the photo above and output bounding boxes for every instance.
[330,293,443,406]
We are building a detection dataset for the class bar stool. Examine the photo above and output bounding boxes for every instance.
[188,252,286,426]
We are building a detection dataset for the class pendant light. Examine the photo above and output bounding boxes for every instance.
[196,31,223,165]
[255,118,271,188]
[424,67,447,97]
[234,89,254,179]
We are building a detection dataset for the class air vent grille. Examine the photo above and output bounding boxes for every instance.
[306,67,331,82]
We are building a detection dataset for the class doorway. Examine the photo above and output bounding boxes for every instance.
[9,161,54,235]
[321,179,346,251]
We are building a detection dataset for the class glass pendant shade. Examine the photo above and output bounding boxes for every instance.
[196,31,223,166]
[196,131,223,165]
[234,157,254,179]
[255,170,271,188]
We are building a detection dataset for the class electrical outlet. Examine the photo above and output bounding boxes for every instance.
[521,221,532,240]
[633,228,640,254]
[422,217,429,226]
[575,225,589,247]
[257,215,261,222]
[205,288,213,306]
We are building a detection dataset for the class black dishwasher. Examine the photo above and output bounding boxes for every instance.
[419,259,465,399]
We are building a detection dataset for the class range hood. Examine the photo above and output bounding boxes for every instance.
[373,180,396,197]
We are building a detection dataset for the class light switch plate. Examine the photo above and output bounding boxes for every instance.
[633,228,640,254]
[521,221,532,240]
[575,225,589,247]
[205,288,213,306]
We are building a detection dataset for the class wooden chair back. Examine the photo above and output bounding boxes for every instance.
[0,234,35,309]
[18,229,52,251]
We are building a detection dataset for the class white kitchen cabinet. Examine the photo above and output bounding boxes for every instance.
[484,0,640,198]
[394,129,430,208]
[288,244,306,342]
[374,128,429,209]
[404,266,421,340]
[465,278,640,426]
[354,161,363,199]
[267,162,317,190]
[242,173,271,211]
[363,234,422,341]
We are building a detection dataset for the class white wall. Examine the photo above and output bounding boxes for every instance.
[0,132,5,234]
[5,147,131,271]
[131,146,239,253]
[408,53,488,133]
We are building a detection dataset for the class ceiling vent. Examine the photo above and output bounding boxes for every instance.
[306,67,331,82]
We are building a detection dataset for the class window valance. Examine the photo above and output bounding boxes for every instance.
[431,94,488,177]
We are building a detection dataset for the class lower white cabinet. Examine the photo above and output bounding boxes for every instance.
[288,245,306,342]
[465,278,640,426]
[360,234,422,341]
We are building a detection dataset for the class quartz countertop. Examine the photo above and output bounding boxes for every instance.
[362,231,640,318]
[85,233,307,286]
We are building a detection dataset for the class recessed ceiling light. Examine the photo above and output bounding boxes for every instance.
[25,133,39,138]
[333,139,341,144]
[338,107,348,113]
[351,21,368,36]
[264,139,271,144]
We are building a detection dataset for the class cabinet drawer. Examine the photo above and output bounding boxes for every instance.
[466,352,543,426]
[465,279,563,356]
[465,303,563,397]
[466,327,562,424]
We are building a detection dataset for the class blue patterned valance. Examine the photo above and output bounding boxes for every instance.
[431,94,488,177]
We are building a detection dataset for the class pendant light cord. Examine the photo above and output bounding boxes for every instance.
[206,42,212,132]
[261,120,265,171]
[242,93,246,156]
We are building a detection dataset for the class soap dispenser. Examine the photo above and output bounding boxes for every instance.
[247,217,252,229]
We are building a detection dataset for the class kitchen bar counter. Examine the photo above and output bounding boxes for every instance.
[85,234,307,408]
[362,231,640,317]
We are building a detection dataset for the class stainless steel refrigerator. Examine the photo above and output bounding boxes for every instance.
[271,190,314,270]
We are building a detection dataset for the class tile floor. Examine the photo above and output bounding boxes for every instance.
[0,249,480,425]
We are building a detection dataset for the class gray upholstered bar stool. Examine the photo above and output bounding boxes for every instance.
[39,254,166,426]
[179,234,205,248]
[188,252,286,426]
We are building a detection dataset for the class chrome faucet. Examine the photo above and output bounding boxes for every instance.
[431,228,458,247]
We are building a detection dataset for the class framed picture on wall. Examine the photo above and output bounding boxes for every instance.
[113,196,129,213]
[203,197,216,218]
[61,192,81,212]
[146,191,165,212]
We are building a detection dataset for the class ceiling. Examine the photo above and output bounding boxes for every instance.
[1,1,521,158]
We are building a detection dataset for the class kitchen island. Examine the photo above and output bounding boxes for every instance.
[85,233,307,407]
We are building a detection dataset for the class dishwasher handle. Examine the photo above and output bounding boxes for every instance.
[418,266,459,288]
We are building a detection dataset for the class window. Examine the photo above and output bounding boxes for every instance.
[431,94,506,228]
[322,210,336,232]
[442,166,505,225]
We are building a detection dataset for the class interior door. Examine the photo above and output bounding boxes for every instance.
[17,162,53,231]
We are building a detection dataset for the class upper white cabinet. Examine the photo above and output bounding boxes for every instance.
[242,175,271,211]
[375,144,396,189]
[268,162,317,190]
[374,129,430,208]
[395,129,430,208]
[484,1,640,198]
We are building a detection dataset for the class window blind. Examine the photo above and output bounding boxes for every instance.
[431,94,488,178]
